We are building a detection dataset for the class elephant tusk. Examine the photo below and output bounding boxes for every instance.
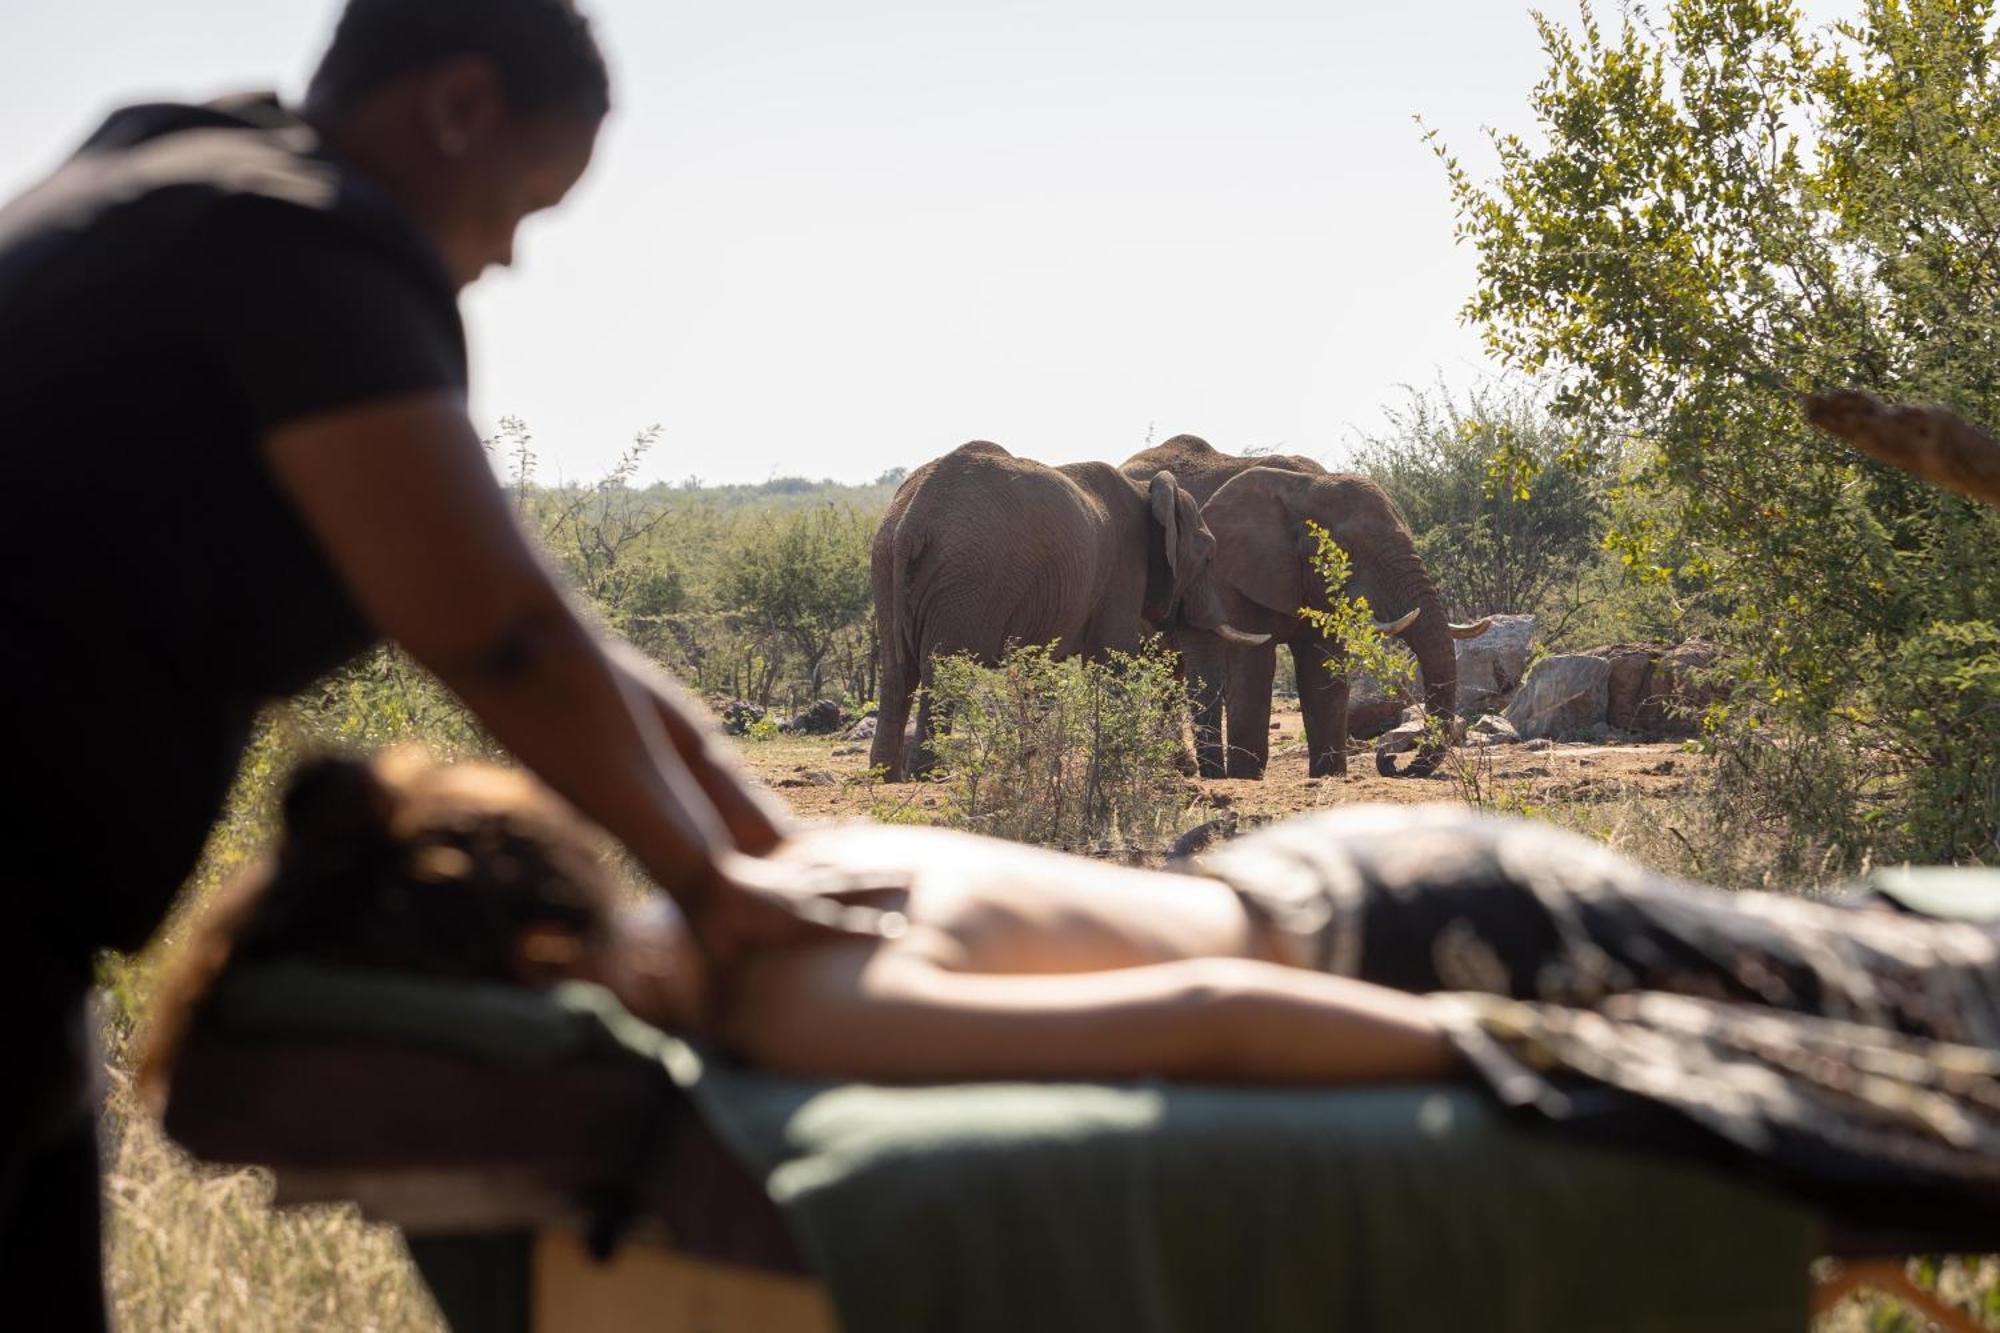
[1373,608,1420,636]
[1213,624,1272,647]
[1448,617,1494,640]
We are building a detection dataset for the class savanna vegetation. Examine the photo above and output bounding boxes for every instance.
[101,1,2000,1327]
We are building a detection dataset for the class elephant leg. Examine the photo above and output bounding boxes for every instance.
[1223,644,1277,779]
[1296,639,1350,777]
[870,651,917,782]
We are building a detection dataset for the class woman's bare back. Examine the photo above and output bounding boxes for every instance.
[763,822,1271,976]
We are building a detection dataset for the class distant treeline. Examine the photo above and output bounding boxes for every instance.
[476,392,1650,721]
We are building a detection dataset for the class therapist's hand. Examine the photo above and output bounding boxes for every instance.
[685,851,910,974]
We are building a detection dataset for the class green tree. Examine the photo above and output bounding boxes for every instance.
[1351,384,1617,642]
[1437,0,2000,867]
[723,504,875,701]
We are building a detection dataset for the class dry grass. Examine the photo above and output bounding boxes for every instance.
[104,1086,439,1332]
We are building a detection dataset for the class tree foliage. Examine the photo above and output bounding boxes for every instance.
[1438,0,2000,865]
[722,504,876,700]
[1351,385,1619,642]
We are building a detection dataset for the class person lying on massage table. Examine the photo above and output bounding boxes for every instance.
[147,748,2000,1207]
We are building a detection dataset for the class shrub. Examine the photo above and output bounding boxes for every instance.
[925,642,1193,853]
[1436,0,2000,864]
[721,503,875,702]
[1349,384,1648,648]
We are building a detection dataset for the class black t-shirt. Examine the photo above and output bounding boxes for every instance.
[0,94,467,952]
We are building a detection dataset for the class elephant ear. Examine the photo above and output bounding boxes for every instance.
[1203,467,1313,617]
[1148,471,1215,608]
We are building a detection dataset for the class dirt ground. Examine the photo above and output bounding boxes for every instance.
[735,701,1705,833]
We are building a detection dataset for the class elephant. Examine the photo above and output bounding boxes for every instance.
[1120,435,1490,779]
[869,440,1268,781]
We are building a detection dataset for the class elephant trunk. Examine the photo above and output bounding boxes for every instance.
[1375,574,1457,778]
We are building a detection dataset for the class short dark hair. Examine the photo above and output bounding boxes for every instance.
[308,0,611,119]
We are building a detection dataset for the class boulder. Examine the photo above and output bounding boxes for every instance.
[1639,639,1725,735]
[1455,614,1535,716]
[1373,705,1464,756]
[1590,644,1661,730]
[720,700,766,736]
[844,715,879,742]
[1573,639,1724,737]
[1374,705,1427,757]
[1466,713,1519,746]
[1346,692,1408,740]
[1504,655,1611,741]
[783,699,849,735]
[1167,813,1240,864]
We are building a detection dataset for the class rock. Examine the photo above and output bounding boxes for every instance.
[844,716,879,741]
[831,746,863,757]
[1373,704,1449,756]
[1346,694,1408,740]
[1593,645,1660,730]
[1375,719,1424,757]
[721,700,766,736]
[777,768,839,789]
[1640,639,1725,735]
[1504,654,1611,740]
[1521,737,1555,752]
[1575,639,1726,737]
[1466,713,1519,746]
[1455,613,1535,716]
[1167,813,1240,864]
[784,699,849,735]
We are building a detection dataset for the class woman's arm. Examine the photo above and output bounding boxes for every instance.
[260,391,792,932]
[725,946,1459,1084]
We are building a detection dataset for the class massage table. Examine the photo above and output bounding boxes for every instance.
[161,961,1994,1333]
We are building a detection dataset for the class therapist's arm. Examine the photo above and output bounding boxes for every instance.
[603,640,792,855]
[258,389,832,950]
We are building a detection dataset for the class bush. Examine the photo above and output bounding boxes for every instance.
[1350,384,1648,648]
[1437,0,2000,864]
[925,642,1194,853]
[721,504,876,702]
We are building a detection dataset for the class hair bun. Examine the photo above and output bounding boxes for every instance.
[281,753,394,862]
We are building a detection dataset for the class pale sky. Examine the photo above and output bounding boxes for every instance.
[4,1,1851,485]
